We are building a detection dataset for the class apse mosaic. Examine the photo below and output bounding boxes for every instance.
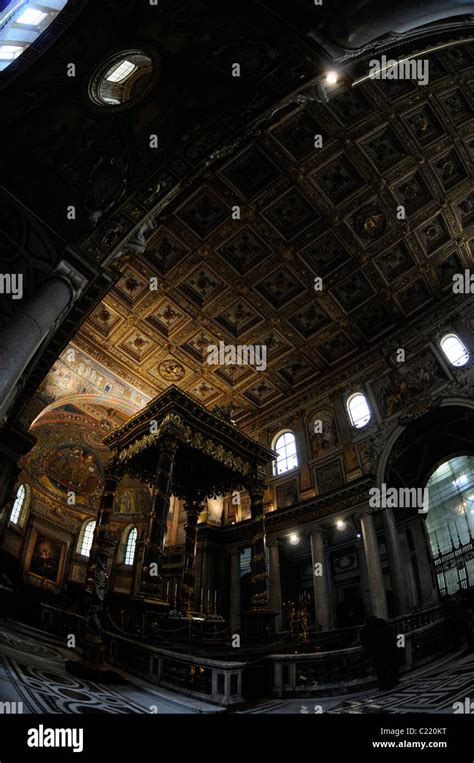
[46,444,102,495]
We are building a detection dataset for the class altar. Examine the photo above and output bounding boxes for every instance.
[79,386,276,672]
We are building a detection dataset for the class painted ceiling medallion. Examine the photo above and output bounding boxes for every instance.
[159,360,185,382]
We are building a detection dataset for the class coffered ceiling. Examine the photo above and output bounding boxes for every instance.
[71,43,474,427]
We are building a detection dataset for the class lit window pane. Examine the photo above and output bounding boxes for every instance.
[10,484,26,525]
[274,432,298,475]
[347,393,371,428]
[125,527,137,565]
[0,45,23,60]
[106,60,137,83]
[80,520,96,557]
[16,9,47,25]
[440,333,469,367]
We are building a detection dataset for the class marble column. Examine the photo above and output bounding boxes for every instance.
[248,484,268,611]
[360,511,388,619]
[229,548,241,633]
[0,260,86,423]
[381,507,408,615]
[140,435,179,599]
[267,538,282,632]
[181,500,200,615]
[82,462,120,668]
[309,529,331,630]
[410,517,438,606]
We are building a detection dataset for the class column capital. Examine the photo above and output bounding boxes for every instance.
[53,258,87,302]
[266,536,279,547]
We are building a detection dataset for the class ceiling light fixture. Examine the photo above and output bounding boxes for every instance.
[289,533,300,545]
[336,520,346,530]
[325,70,339,85]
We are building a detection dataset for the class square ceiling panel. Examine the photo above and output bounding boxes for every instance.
[243,378,281,406]
[403,103,445,147]
[298,231,351,277]
[220,145,280,200]
[440,88,473,125]
[455,192,474,228]
[349,201,390,244]
[277,357,318,387]
[215,299,263,338]
[290,301,331,339]
[144,299,188,337]
[217,226,271,274]
[317,331,357,363]
[359,126,408,173]
[187,379,221,403]
[180,329,221,363]
[331,270,375,313]
[432,148,468,192]
[87,302,123,338]
[145,226,189,274]
[270,108,328,162]
[118,329,157,364]
[261,187,318,240]
[391,170,433,215]
[114,268,150,307]
[396,278,433,316]
[254,266,306,309]
[354,300,395,341]
[435,252,464,290]
[177,187,228,239]
[177,264,226,307]
[214,363,253,387]
[310,154,365,206]
[417,213,451,256]
[330,86,375,126]
[375,241,415,283]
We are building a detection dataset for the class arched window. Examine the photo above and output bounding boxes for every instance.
[124,527,137,565]
[440,333,469,367]
[0,1,69,72]
[425,455,474,595]
[273,431,298,475]
[347,392,371,428]
[9,483,29,526]
[78,519,96,557]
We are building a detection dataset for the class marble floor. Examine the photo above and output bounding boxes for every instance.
[241,650,474,714]
[0,619,220,714]
[0,618,473,714]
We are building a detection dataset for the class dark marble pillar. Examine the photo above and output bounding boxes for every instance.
[249,484,268,612]
[140,435,179,599]
[80,462,120,672]
[181,500,200,615]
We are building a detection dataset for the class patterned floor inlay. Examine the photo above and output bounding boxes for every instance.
[328,654,474,714]
[1,656,149,714]
[0,621,212,714]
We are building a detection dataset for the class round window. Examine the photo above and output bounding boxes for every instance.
[89,50,155,108]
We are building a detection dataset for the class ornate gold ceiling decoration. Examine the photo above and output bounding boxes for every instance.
[66,46,474,427]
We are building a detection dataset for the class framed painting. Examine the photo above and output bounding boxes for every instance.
[26,530,66,586]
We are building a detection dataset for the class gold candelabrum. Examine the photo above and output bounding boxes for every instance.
[285,595,311,643]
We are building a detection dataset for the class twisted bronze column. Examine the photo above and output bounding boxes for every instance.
[249,482,268,612]
[80,460,120,671]
[181,500,200,615]
[140,434,179,599]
